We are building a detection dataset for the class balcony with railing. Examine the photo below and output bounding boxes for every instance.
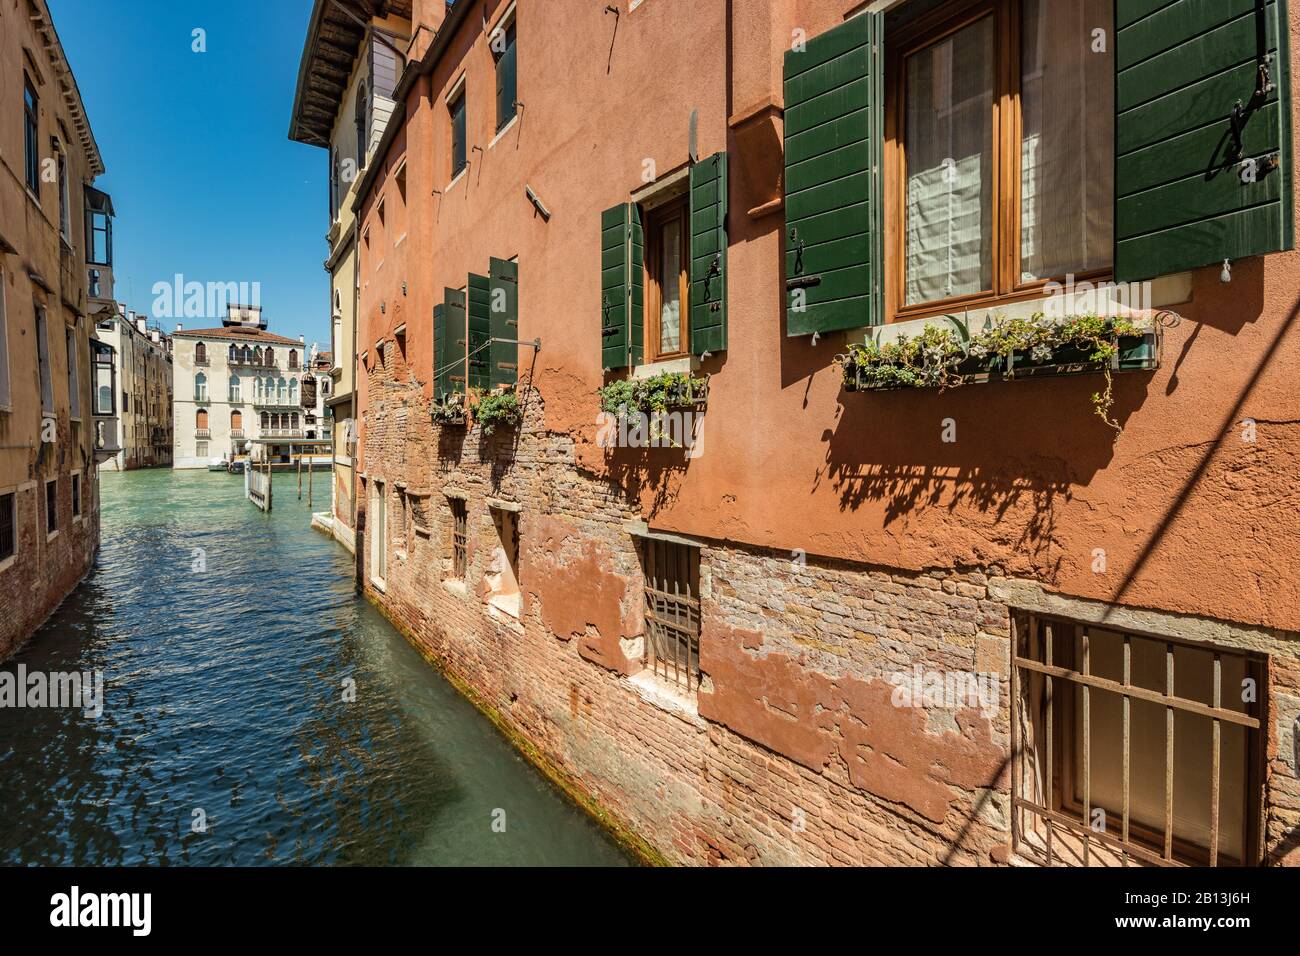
[230,429,246,439]
[195,429,211,439]
[261,429,305,439]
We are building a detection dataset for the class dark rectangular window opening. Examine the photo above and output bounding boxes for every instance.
[24,74,40,196]
[45,480,57,536]
[449,89,467,178]
[0,492,15,561]
[638,537,701,692]
[493,18,517,133]
[1011,612,1266,868]
[71,474,81,518]
[450,497,468,579]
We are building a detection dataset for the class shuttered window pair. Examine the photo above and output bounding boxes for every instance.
[601,152,730,370]
[433,258,519,401]
[784,0,1294,335]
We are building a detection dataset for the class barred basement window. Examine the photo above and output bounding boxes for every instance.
[0,492,15,561]
[638,537,701,692]
[1011,613,1265,867]
[450,497,468,579]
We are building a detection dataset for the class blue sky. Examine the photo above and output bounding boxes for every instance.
[48,0,331,349]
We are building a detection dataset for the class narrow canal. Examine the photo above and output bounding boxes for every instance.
[0,469,633,866]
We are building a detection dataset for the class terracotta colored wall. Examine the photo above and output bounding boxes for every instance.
[357,0,1300,635]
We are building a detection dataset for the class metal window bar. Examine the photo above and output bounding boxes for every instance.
[641,538,700,692]
[451,499,468,579]
[1011,613,1261,868]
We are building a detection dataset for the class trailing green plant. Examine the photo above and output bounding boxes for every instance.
[598,372,706,423]
[839,313,1152,432]
[472,390,522,436]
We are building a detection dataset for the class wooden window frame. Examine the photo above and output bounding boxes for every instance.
[1011,612,1267,868]
[643,196,690,363]
[883,0,1113,324]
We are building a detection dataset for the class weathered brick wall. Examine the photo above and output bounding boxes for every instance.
[0,469,100,661]
[357,345,1299,866]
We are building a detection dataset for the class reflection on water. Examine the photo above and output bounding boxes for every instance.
[0,470,633,866]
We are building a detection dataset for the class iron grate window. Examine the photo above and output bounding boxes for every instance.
[0,492,14,560]
[639,538,701,692]
[451,497,468,579]
[1011,612,1265,867]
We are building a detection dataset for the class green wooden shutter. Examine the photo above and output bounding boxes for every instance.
[630,205,644,366]
[433,303,447,399]
[438,288,467,399]
[468,272,491,390]
[601,203,644,370]
[690,151,728,355]
[489,257,519,387]
[1115,0,1294,282]
[783,12,884,336]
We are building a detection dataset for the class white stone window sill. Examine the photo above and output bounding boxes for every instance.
[632,355,698,380]
[0,555,17,575]
[489,114,519,149]
[486,591,521,618]
[370,575,387,593]
[627,670,703,726]
[858,272,1194,346]
[46,529,60,543]
[394,233,407,248]
[445,168,468,194]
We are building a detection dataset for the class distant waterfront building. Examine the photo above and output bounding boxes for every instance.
[302,345,334,442]
[0,0,116,659]
[171,305,307,469]
[288,0,411,553]
[92,308,173,470]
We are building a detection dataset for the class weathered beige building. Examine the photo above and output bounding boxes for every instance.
[0,0,117,658]
[289,0,412,553]
[92,308,172,471]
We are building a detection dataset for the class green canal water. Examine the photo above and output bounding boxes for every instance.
[0,469,634,866]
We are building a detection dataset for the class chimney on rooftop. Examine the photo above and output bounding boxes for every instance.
[176,323,183,332]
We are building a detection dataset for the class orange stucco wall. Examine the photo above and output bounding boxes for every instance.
[357,0,1300,635]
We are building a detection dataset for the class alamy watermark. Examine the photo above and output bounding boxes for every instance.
[890,665,998,719]
[0,664,104,718]
[151,273,261,320]
[595,409,706,458]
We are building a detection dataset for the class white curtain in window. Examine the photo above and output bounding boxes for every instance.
[1020,0,1114,282]
[905,16,994,306]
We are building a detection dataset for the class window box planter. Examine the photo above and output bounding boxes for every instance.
[471,389,522,436]
[838,314,1166,433]
[432,393,467,426]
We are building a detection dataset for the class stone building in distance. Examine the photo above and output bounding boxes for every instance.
[92,307,172,471]
[171,304,308,469]
[291,0,1300,866]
